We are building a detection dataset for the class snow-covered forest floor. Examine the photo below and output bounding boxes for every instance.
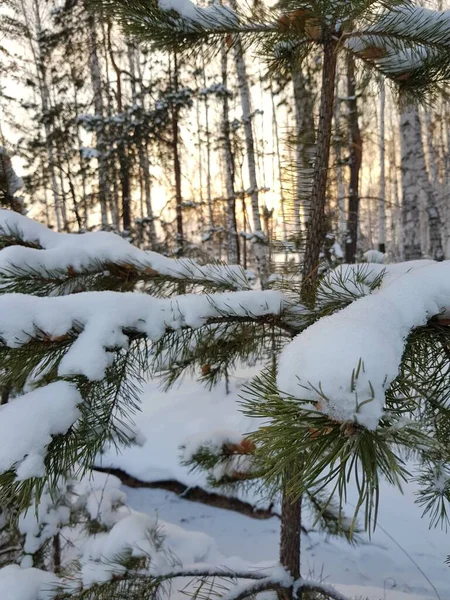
[96,370,449,600]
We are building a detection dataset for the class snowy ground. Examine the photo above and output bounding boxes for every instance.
[97,371,450,600]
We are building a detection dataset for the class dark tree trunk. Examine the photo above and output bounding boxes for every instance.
[345,55,362,264]
[279,470,302,600]
[301,38,338,303]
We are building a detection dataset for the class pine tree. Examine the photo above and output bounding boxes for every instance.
[0,208,449,598]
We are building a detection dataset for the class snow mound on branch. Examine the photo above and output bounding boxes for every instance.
[0,382,81,479]
[0,209,249,289]
[81,512,219,586]
[0,290,287,380]
[159,0,237,27]
[278,261,450,429]
[0,565,60,599]
[364,250,385,264]
[181,429,244,462]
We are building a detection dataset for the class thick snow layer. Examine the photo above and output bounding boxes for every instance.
[279,261,450,429]
[0,382,81,478]
[102,374,449,599]
[0,209,249,290]
[0,565,59,599]
[0,289,288,380]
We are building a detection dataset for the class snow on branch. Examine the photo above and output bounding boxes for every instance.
[0,382,81,480]
[278,261,450,430]
[0,289,294,381]
[0,210,251,291]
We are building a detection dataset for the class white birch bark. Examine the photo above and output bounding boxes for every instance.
[400,104,423,260]
[87,12,109,228]
[334,78,346,244]
[231,30,268,285]
[221,45,239,265]
[21,0,62,231]
[400,101,443,261]
[292,68,311,238]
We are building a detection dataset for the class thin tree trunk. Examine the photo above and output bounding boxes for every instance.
[27,0,62,231]
[232,32,268,285]
[301,38,338,302]
[292,68,314,242]
[87,12,109,228]
[279,471,302,600]
[334,75,346,246]
[202,53,214,232]
[345,55,362,264]
[172,53,184,256]
[378,81,386,253]
[221,45,239,265]
[271,86,287,245]
[400,99,444,260]
[107,22,131,232]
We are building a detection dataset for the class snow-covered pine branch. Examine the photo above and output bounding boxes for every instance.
[0,210,252,293]
[0,289,297,381]
[279,260,450,429]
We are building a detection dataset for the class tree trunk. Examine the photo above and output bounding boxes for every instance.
[279,470,302,600]
[301,38,338,302]
[87,12,109,228]
[107,22,131,232]
[400,99,444,261]
[203,53,214,233]
[345,55,362,264]
[232,31,268,285]
[172,53,184,256]
[221,45,239,265]
[292,68,314,244]
[378,81,386,254]
[27,0,62,231]
[334,77,346,246]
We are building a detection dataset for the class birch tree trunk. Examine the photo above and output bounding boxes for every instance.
[87,12,109,228]
[25,0,62,231]
[172,52,184,256]
[378,81,386,254]
[232,33,268,285]
[334,76,346,245]
[400,99,444,261]
[221,45,239,265]
[107,23,131,232]
[292,67,314,243]
[131,44,156,247]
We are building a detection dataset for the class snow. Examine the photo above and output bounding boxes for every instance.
[101,374,449,599]
[1,374,449,598]
[181,429,244,462]
[364,249,385,264]
[0,289,288,380]
[0,209,250,290]
[279,261,450,429]
[158,0,237,28]
[347,6,450,78]
[0,565,59,599]
[19,487,71,554]
[0,147,24,196]
[0,382,81,479]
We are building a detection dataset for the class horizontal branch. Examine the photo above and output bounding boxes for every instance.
[0,289,298,381]
[0,210,251,292]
